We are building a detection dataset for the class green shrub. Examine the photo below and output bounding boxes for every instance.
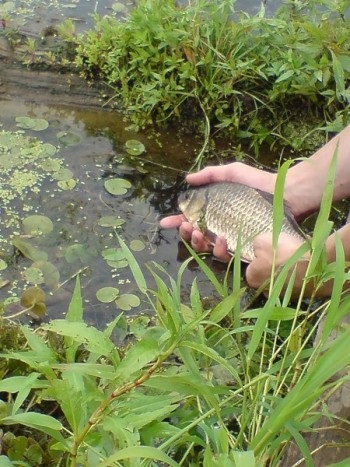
[75,0,350,155]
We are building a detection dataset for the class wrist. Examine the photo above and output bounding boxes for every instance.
[283,162,323,219]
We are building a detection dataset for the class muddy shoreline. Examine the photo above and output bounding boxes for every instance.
[0,36,111,109]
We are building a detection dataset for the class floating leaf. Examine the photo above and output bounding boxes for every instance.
[130,239,145,252]
[125,139,145,156]
[57,179,76,190]
[112,2,127,12]
[40,159,62,172]
[102,247,128,268]
[52,168,73,181]
[56,131,81,146]
[115,293,140,311]
[104,178,132,196]
[12,237,48,262]
[31,261,60,289]
[108,259,129,269]
[20,286,46,318]
[96,287,120,303]
[16,116,49,131]
[0,259,7,271]
[102,248,126,262]
[22,267,45,284]
[40,143,57,157]
[65,244,94,264]
[22,215,53,236]
[136,165,149,174]
[98,216,126,228]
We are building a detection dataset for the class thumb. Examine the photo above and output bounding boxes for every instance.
[245,259,264,289]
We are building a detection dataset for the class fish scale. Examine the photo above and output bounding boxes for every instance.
[178,182,305,262]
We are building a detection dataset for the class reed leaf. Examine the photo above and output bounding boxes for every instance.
[250,326,350,454]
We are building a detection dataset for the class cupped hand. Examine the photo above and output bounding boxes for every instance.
[246,232,308,294]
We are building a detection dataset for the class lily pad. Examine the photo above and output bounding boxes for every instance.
[112,2,127,13]
[130,239,145,252]
[65,244,95,264]
[57,131,81,146]
[52,167,73,181]
[22,215,53,236]
[12,237,48,262]
[125,139,145,156]
[57,179,77,190]
[102,248,126,262]
[31,261,60,289]
[41,159,62,172]
[115,293,140,311]
[20,286,47,318]
[104,178,132,196]
[40,143,57,157]
[22,267,45,284]
[16,116,49,131]
[96,287,120,303]
[98,216,126,228]
[102,247,129,268]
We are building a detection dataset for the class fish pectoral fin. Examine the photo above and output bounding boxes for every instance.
[202,228,217,247]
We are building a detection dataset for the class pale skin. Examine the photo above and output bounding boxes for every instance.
[160,124,350,297]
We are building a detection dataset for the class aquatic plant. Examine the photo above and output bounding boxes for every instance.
[75,0,350,159]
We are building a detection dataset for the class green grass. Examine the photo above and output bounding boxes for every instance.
[74,0,350,160]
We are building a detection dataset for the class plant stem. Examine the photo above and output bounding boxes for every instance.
[70,340,178,464]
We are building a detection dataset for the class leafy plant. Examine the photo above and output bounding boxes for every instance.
[75,0,350,159]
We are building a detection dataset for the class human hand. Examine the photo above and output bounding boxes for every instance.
[245,232,308,295]
[159,162,277,260]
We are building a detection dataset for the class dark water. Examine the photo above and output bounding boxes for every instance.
[0,94,235,326]
[6,0,283,37]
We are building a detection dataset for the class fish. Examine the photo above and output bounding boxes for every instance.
[178,181,305,262]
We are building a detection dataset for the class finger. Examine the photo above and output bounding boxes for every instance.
[179,222,195,242]
[159,214,186,229]
[191,230,213,252]
[245,260,266,289]
[186,164,237,186]
[212,237,231,262]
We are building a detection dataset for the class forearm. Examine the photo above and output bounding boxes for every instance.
[283,124,350,219]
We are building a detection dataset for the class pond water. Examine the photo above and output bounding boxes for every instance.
[1,0,346,328]
[5,0,284,36]
[0,94,227,326]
